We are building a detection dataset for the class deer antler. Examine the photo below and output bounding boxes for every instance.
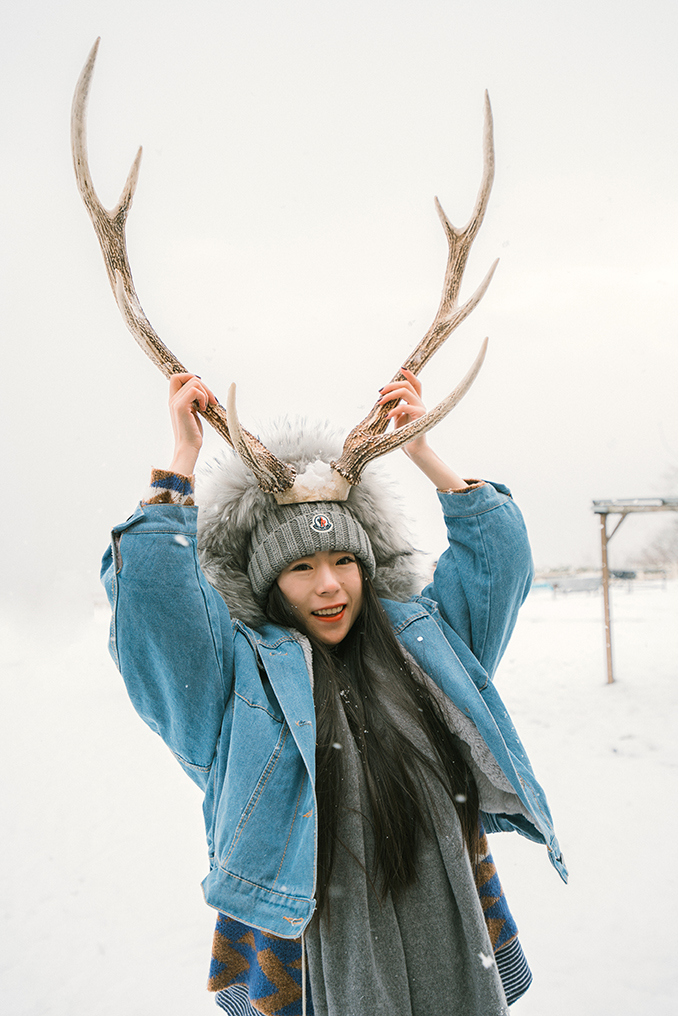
[332,92,497,485]
[71,38,296,495]
[73,40,497,503]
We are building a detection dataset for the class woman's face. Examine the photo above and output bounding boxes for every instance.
[276,550,364,646]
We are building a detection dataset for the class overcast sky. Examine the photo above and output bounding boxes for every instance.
[2,0,677,615]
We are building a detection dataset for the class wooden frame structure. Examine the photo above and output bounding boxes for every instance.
[592,497,678,684]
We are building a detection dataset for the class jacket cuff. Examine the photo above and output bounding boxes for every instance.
[437,479,486,494]
[112,502,199,537]
[143,468,195,506]
[437,480,513,518]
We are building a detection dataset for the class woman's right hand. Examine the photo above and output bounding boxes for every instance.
[167,373,217,476]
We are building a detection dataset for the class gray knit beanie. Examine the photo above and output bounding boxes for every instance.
[247,501,376,602]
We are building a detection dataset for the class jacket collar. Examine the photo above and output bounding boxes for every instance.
[234,618,301,650]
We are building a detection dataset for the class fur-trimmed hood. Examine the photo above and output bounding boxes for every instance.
[197,421,425,627]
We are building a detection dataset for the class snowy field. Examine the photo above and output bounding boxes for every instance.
[2,580,677,1015]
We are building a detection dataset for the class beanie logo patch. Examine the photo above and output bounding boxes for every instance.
[310,513,333,533]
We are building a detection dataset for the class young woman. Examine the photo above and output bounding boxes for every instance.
[102,370,566,1016]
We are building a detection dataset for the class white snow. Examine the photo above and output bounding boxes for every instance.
[2,580,677,1014]
[296,460,335,490]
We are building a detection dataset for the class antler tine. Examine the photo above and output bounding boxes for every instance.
[71,39,189,381]
[71,40,296,493]
[404,90,496,377]
[333,338,488,483]
[226,384,298,494]
[332,93,497,485]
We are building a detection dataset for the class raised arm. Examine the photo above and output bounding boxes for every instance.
[378,369,533,676]
[100,374,231,785]
[101,499,235,786]
[423,484,534,678]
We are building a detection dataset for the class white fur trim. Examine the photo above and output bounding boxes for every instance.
[196,420,425,627]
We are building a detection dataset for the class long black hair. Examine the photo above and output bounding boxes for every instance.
[266,563,479,911]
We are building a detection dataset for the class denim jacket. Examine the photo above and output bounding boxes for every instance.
[101,480,566,939]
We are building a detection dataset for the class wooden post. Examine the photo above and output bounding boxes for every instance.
[599,513,614,684]
[592,498,677,684]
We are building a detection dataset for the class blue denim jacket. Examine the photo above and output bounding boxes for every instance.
[101,480,566,938]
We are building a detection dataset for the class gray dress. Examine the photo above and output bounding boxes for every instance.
[304,658,511,1016]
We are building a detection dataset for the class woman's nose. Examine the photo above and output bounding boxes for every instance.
[315,565,340,593]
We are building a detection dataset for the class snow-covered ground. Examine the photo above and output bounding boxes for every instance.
[2,581,677,1015]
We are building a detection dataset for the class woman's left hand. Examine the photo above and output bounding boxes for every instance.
[377,368,470,490]
[377,368,429,457]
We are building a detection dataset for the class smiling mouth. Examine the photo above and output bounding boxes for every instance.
[312,605,346,618]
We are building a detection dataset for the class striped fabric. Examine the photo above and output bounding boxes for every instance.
[215,983,260,1015]
[495,935,533,1006]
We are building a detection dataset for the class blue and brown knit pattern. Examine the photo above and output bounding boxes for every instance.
[474,824,518,952]
[209,824,525,1013]
[143,468,195,506]
[208,915,312,1015]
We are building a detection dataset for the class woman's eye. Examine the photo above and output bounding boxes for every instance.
[290,563,312,572]
[337,556,356,566]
